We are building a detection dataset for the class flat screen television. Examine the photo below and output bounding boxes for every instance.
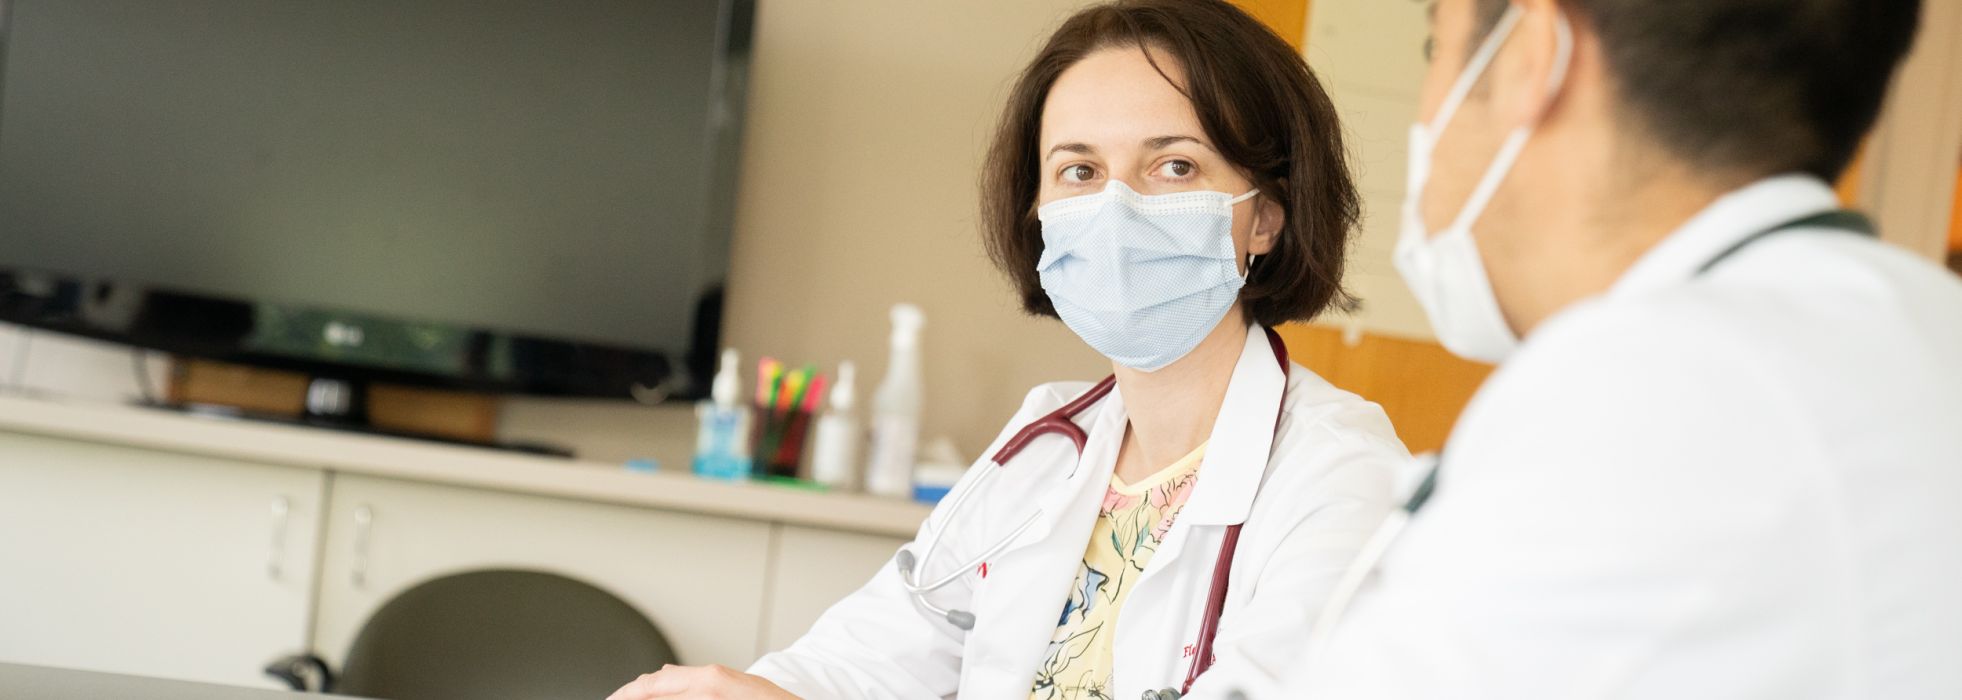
[0,0,752,410]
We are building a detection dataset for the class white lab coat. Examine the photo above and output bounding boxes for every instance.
[1293,175,1962,698]
[750,324,1406,699]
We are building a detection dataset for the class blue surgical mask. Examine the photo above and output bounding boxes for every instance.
[1037,180,1258,372]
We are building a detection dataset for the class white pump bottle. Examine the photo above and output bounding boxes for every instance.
[808,361,860,491]
[865,304,924,498]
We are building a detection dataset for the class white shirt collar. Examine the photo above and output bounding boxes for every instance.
[1610,173,1841,298]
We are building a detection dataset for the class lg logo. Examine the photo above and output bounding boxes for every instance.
[324,321,365,347]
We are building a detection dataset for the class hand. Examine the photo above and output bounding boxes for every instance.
[606,664,801,700]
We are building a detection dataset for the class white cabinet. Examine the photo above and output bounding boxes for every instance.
[0,395,932,687]
[0,431,325,688]
[310,474,774,672]
[760,525,907,654]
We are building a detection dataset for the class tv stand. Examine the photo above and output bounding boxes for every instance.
[157,358,575,457]
[133,396,574,458]
[303,376,369,427]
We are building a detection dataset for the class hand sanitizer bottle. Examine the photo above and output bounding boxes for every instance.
[692,348,753,481]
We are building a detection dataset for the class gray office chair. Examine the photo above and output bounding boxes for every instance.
[268,569,676,700]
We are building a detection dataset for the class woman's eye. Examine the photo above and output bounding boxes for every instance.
[1157,160,1195,179]
[1061,164,1097,183]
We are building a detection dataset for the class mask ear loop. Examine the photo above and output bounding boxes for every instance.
[1428,5,1524,134]
[1443,7,1576,235]
[1235,189,1263,280]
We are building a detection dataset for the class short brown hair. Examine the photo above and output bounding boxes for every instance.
[980,0,1359,327]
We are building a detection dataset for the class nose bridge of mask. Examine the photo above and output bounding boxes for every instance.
[1036,181,1258,282]
[1039,189,1243,279]
[1038,180,1257,222]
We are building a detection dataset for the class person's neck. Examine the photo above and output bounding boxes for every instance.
[1502,161,1744,335]
[1109,312,1250,483]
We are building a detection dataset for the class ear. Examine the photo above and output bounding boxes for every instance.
[1249,194,1284,256]
[1493,0,1574,127]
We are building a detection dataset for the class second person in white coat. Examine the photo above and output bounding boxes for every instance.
[606,1,1406,699]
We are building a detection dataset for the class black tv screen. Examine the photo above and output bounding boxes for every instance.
[0,0,751,399]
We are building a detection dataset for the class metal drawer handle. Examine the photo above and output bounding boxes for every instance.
[267,496,291,581]
[351,504,374,589]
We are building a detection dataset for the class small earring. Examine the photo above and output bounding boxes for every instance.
[1247,254,1259,270]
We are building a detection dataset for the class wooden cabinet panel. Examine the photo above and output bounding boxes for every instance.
[1277,324,1493,454]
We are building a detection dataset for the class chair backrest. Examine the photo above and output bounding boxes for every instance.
[337,569,676,700]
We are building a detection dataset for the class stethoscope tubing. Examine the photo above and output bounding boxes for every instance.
[901,465,1039,595]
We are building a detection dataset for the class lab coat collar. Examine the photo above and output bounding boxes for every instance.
[1009,372,1129,552]
[1610,174,1840,297]
[1179,324,1287,527]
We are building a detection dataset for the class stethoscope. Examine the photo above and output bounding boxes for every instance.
[897,327,1293,699]
[1299,208,1879,664]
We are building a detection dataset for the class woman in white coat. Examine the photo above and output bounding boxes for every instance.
[609,2,1406,698]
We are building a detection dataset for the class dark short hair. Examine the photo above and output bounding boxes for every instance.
[980,0,1359,327]
[1473,0,1921,181]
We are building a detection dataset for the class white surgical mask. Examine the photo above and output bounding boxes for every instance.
[1394,5,1572,363]
[1037,180,1258,372]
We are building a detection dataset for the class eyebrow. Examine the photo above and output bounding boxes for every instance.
[1043,135,1212,161]
[1144,134,1207,150]
[1045,142,1095,161]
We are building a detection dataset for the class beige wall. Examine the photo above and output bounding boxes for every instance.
[717,0,1442,457]
[720,0,1111,457]
[1301,0,1435,341]
[1857,0,1962,261]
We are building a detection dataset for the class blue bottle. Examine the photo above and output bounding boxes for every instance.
[692,349,753,481]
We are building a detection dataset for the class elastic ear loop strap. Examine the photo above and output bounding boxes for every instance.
[1444,9,1574,235]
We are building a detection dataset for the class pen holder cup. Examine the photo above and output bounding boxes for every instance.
[752,404,815,480]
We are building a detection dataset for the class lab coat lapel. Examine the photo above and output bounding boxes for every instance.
[1112,325,1286,697]
[959,383,1128,698]
[1174,324,1285,529]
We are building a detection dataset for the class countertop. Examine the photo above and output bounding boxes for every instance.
[0,393,933,538]
[0,663,363,699]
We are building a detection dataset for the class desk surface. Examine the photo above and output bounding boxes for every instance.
[0,663,363,699]
[0,393,932,538]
